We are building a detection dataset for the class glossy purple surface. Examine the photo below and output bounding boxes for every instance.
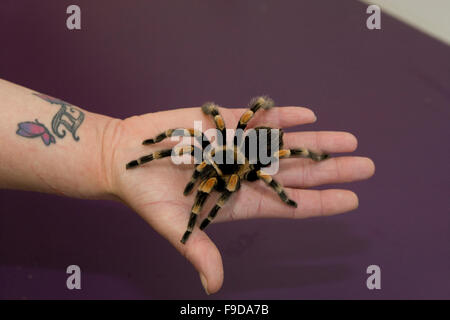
[0,0,449,299]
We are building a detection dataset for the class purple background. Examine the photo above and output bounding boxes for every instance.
[0,0,449,299]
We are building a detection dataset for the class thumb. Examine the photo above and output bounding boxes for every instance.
[178,231,224,295]
[132,202,224,294]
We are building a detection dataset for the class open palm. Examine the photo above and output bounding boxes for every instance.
[108,104,375,294]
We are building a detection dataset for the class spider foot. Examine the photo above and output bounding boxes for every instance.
[125,160,139,169]
[180,230,192,244]
[142,138,155,145]
[199,219,210,231]
[286,199,298,208]
[183,182,195,196]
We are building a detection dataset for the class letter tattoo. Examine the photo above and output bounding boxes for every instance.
[33,92,85,141]
[51,104,84,141]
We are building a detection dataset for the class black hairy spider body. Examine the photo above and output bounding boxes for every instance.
[126,97,329,244]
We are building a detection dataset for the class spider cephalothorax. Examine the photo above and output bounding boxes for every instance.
[126,97,329,244]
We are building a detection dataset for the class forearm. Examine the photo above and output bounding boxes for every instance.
[0,79,120,200]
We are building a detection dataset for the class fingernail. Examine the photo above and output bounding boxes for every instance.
[199,273,210,295]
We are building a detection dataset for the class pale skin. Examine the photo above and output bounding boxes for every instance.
[0,79,375,294]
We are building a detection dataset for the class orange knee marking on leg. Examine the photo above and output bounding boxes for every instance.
[200,177,217,193]
[214,115,225,130]
[257,171,272,183]
[227,174,239,192]
[240,110,254,124]
[177,145,193,155]
[275,149,291,158]
[187,128,197,136]
[197,162,207,171]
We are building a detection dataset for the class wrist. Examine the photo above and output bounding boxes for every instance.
[95,115,124,201]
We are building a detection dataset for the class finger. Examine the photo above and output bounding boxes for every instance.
[283,131,358,153]
[277,156,375,188]
[222,186,359,222]
[149,106,316,130]
[130,106,317,147]
[179,229,224,295]
[258,188,359,219]
[136,202,224,295]
[233,106,317,129]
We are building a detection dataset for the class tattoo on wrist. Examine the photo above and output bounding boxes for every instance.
[33,93,72,106]
[15,92,85,146]
[16,119,56,146]
[50,103,84,141]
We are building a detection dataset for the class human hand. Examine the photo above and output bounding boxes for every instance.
[104,104,375,294]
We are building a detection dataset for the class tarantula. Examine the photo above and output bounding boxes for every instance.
[126,97,329,244]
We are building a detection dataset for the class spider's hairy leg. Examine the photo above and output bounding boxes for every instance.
[274,149,330,161]
[125,145,199,169]
[142,128,211,150]
[256,170,297,207]
[181,177,218,244]
[199,191,231,231]
[199,174,240,231]
[183,161,214,195]
[234,96,274,147]
[236,96,274,131]
[201,102,227,145]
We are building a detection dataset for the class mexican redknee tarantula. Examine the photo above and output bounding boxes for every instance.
[126,97,329,244]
